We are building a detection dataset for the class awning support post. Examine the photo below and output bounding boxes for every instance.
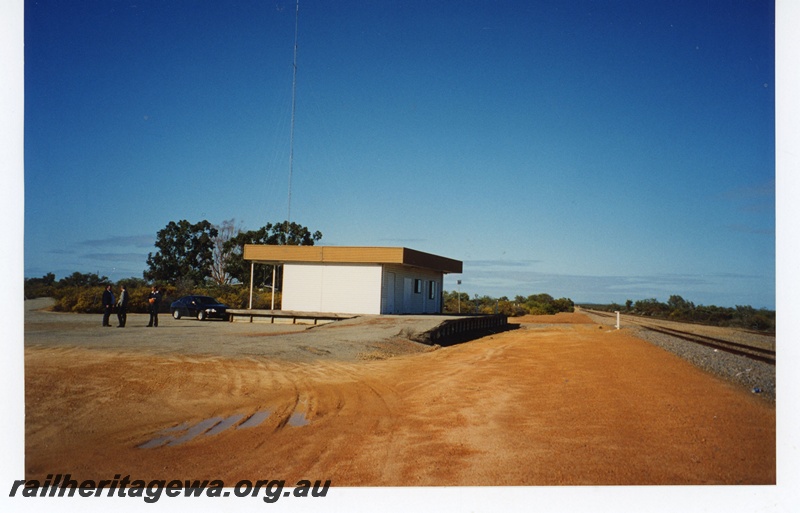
[248,261,254,309]
[271,265,277,310]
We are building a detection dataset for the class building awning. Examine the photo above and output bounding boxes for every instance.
[243,245,463,274]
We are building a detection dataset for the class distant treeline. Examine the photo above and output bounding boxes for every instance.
[24,272,280,314]
[579,295,775,332]
[443,291,574,317]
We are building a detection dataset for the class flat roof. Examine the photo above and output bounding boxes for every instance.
[243,245,463,274]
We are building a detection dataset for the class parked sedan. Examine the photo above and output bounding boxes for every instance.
[170,295,229,321]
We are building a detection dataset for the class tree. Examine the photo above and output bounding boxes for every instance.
[144,220,218,285]
[667,295,694,311]
[525,293,556,314]
[24,272,57,299]
[34,272,56,286]
[633,298,668,316]
[443,290,473,314]
[209,218,242,286]
[551,297,575,313]
[116,277,148,289]
[223,221,322,287]
[58,271,109,288]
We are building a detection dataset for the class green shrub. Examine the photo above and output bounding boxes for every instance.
[53,286,101,313]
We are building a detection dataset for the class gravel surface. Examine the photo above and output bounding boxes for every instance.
[24,298,452,362]
[581,310,776,403]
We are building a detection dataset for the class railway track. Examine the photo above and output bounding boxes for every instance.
[583,310,776,365]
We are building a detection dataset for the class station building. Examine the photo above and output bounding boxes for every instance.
[243,245,462,315]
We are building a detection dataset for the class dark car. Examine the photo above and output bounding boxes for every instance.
[170,295,229,321]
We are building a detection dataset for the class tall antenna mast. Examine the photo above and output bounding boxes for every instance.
[286,0,300,228]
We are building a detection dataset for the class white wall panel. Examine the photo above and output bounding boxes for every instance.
[283,263,383,314]
[282,264,323,312]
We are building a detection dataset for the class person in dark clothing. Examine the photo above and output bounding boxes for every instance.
[116,285,129,327]
[147,286,162,327]
[102,285,114,327]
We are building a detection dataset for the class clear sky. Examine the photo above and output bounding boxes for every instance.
[23,0,775,308]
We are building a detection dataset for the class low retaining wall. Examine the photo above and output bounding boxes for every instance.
[417,314,509,345]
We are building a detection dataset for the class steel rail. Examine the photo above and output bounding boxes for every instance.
[582,309,775,365]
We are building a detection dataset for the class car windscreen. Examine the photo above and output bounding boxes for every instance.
[194,296,218,305]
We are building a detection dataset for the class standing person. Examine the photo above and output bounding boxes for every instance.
[101,285,114,327]
[147,285,162,327]
[116,285,129,328]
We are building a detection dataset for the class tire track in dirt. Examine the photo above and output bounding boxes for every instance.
[23,347,404,481]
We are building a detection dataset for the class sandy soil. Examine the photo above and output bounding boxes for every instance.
[24,306,775,486]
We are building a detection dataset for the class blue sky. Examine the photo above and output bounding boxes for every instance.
[22,0,775,308]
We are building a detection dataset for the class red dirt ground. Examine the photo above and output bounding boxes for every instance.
[24,311,774,486]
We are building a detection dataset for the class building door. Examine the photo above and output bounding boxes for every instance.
[403,278,412,313]
[386,272,395,313]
